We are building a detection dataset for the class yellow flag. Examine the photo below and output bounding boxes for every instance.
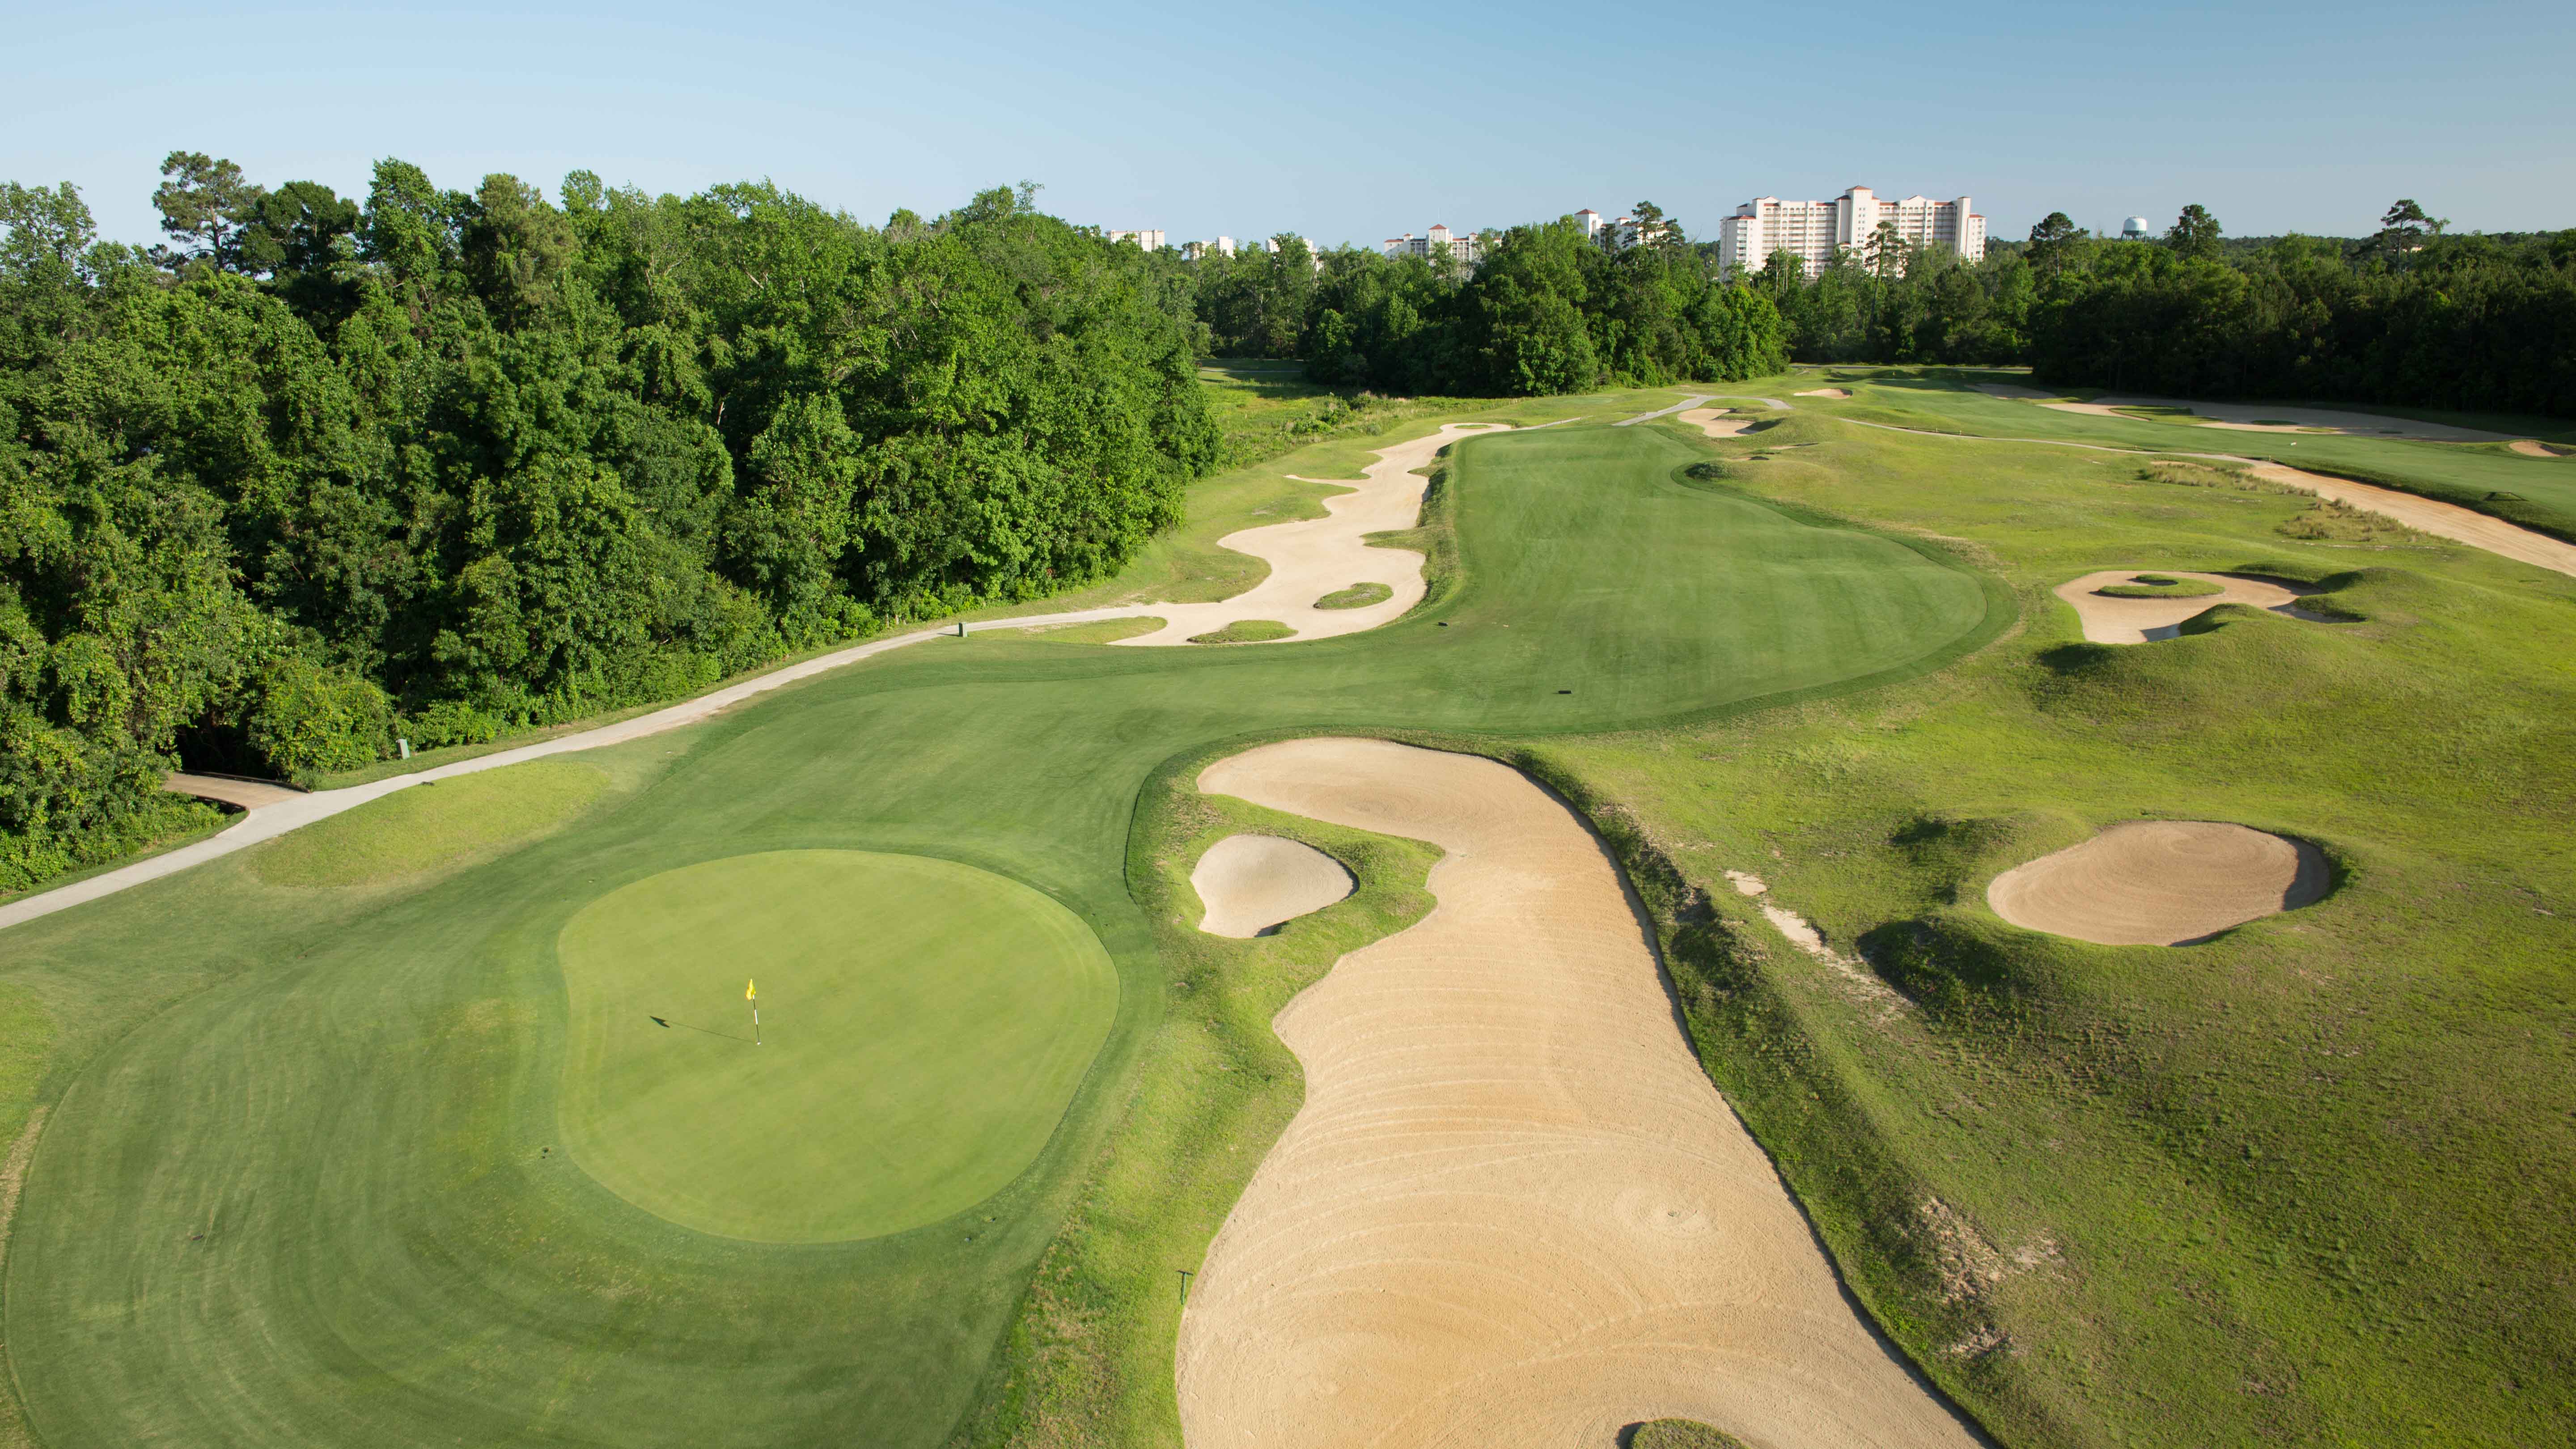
[746,979,757,1000]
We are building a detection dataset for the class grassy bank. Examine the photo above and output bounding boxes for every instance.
[1542,403,2576,1445]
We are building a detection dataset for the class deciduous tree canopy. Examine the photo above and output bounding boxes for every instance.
[0,159,1216,888]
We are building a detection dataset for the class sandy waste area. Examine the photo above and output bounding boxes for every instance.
[1111,424,1516,645]
[2249,464,2576,577]
[1192,834,1355,938]
[2054,570,2325,644]
[1988,821,2329,946]
[1177,738,1978,1449]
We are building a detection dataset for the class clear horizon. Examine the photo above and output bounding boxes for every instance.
[7,0,2570,252]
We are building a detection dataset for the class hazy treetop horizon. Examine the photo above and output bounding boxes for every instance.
[8,0,2570,249]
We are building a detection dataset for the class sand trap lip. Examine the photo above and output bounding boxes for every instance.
[1177,738,1978,1449]
[1795,388,1852,399]
[2055,570,2326,644]
[1988,820,2329,946]
[1190,834,1355,938]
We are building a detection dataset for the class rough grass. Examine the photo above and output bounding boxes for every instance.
[1186,619,1296,644]
[1312,581,1392,610]
[1625,1420,1753,1449]
[248,759,609,886]
[2096,576,2224,598]
[1545,385,2576,1448]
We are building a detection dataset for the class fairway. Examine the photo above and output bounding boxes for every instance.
[558,851,1118,1241]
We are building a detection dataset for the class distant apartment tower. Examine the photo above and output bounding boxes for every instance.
[1181,236,1239,261]
[1716,187,1986,277]
[1105,229,1166,250]
[1383,224,1483,267]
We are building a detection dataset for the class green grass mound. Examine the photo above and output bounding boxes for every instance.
[2096,575,2224,598]
[250,760,607,886]
[1010,616,1164,643]
[1313,582,1394,610]
[1187,619,1296,644]
[1624,1419,1751,1449]
[557,850,1116,1242]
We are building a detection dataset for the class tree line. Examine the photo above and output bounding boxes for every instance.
[0,157,1216,889]
[1747,199,2576,417]
[1175,202,1791,393]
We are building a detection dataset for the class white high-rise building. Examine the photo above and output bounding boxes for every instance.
[1716,187,1986,277]
[1104,229,1166,250]
[1383,224,1483,267]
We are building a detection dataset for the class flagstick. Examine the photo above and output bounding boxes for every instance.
[753,1003,761,1046]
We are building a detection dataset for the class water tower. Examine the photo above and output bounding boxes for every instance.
[2121,216,2151,241]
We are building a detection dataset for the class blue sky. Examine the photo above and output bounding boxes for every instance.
[7,0,2569,251]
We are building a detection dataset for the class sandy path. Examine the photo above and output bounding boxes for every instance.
[1177,738,1979,1449]
[1988,821,2329,946]
[1833,418,2576,580]
[1191,835,1355,938]
[1676,408,1754,439]
[1113,423,1517,646]
[163,773,305,810]
[2054,570,2321,644]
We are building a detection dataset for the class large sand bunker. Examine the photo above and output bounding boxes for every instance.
[2507,439,2568,458]
[1191,834,1355,938]
[1987,821,2329,946]
[2055,570,2322,644]
[2250,463,2576,577]
[1795,388,1852,399]
[1675,407,1754,438]
[1113,423,1517,646]
[1178,738,1977,1449]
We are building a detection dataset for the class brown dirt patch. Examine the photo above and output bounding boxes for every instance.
[1177,738,1979,1449]
[1987,821,2330,946]
[1191,834,1355,938]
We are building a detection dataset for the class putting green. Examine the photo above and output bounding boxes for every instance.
[556,850,1118,1241]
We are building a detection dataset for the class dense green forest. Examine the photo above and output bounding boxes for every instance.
[1181,204,1791,393]
[0,158,1217,889]
[1750,201,2576,416]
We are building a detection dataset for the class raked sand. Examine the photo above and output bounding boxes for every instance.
[1988,821,2330,946]
[2054,570,2321,644]
[1191,835,1355,938]
[1177,738,1978,1449]
[1114,424,1514,646]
